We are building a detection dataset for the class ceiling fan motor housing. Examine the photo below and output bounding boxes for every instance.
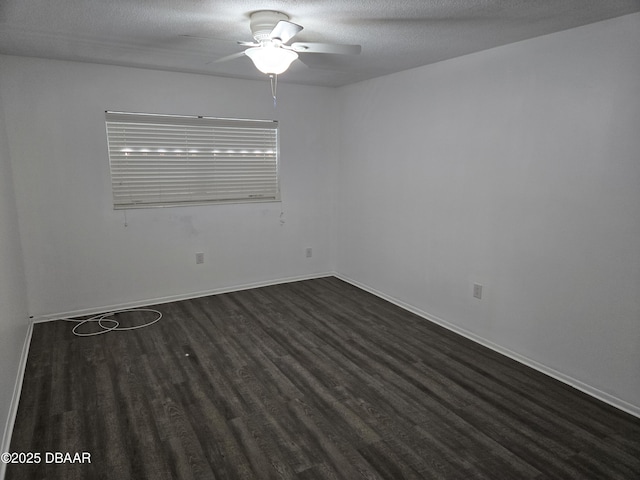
[250,10,289,42]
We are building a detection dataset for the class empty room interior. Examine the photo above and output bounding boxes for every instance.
[1,1,639,479]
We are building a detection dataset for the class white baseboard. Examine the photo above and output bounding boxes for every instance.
[0,320,34,480]
[25,270,640,423]
[334,273,640,419]
[31,272,334,323]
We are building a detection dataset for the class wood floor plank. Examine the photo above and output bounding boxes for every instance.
[7,277,640,479]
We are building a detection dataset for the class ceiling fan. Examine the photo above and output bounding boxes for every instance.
[216,10,362,76]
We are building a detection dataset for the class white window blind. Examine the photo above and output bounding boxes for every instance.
[105,112,279,209]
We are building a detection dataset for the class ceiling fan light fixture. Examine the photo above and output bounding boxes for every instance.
[245,45,298,75]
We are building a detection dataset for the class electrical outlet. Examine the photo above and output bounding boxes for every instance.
[195,252,204,264]
[305,247,313,258]
[473,283,483,299]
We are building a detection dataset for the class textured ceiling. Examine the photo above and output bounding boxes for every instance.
[1,0,639,87]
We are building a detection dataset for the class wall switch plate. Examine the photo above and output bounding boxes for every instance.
[195,252,204,264]
[305,247,313,258]
[473,283,483,299]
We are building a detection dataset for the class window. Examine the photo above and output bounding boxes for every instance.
[105,111,279,209]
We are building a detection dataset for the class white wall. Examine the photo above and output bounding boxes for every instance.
[0,69,30,467]
[0,56,337,318]
[336,13,640,412]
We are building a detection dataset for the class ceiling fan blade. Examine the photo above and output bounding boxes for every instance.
[290,42,361,55]
[179,35,259,48]
[269,20,303,44]
[212,51,246,64]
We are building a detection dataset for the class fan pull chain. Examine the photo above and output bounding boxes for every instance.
[270,74,278,106]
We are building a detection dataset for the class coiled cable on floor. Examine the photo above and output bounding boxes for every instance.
[62,308,162,337]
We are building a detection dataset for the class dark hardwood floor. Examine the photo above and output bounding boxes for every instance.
[7,277,640,479]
